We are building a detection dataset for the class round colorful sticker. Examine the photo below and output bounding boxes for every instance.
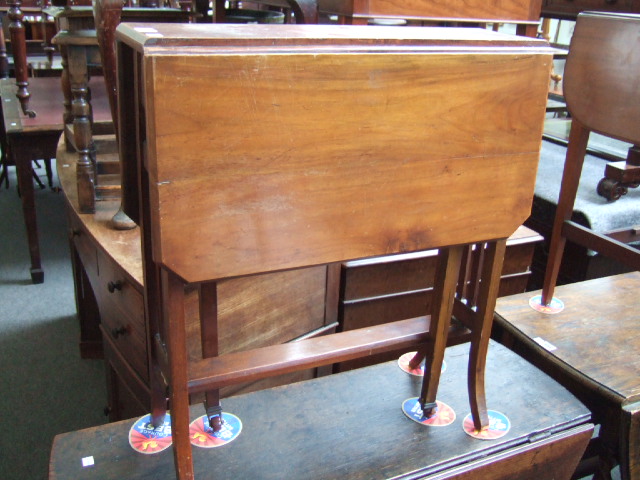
[189,412,242,448]
[398,352,446,377]
[402,398,456,427]
[529,294,564,314]
[463,410,510,440]
[129,413,173,454]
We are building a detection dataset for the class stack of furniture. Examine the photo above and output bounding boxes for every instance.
[494,11,640,479]
[49,22,601,479]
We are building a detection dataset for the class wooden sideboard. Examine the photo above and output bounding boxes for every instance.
[59,144,543,421]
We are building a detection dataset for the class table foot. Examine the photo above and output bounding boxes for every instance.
[30,268,44,284]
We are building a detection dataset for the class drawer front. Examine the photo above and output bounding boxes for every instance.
[338,229,542,367]
[342,236,538,306]
[102,327,150,421]
[67,212,99,283]
[342,252,438,302]
[97,248,148,383]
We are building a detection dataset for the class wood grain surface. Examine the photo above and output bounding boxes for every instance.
[49,342,592,480]
[136,35,552,282]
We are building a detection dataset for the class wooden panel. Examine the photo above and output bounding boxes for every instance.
[97,249,149,383]
[425,424,593,479]
[563,11,640,146]
[342,251,438,301]
[102,327,151,421]
[142,39,551,282]
[342,226,541,301]
[322,0,543,21]
[316,0,543,22]
[184,266,329,362]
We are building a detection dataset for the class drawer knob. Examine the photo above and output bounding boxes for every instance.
[108,280,123,293]
[111,325,128,338]
[70,229,81,238]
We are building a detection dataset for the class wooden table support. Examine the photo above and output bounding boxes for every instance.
[7,0,35,117]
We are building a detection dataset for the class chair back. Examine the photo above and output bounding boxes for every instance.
[540,11,640,305]
[563,12,640,145]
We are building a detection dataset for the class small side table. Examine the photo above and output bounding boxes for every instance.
[0,75,108,283]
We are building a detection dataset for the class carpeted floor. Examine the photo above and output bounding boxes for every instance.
[0,164,106,480]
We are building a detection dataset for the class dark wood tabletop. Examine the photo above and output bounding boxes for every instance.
[49,341,592,479]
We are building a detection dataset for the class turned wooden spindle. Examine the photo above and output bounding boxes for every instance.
[8,0,36,117]
[72,82,96,213]
[0,27,9,78]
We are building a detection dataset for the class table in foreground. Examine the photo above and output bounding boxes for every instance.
[50,342,592,480]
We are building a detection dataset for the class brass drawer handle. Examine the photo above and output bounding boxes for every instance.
[111,325,128,338]
[108,280,123,293]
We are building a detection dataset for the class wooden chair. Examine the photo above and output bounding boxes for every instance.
[540,11,640,304]
[494,11,640,480]
[113,23,553,479]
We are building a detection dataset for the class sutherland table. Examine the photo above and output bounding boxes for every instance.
[49,342,593,480]
[0,76,109,283]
